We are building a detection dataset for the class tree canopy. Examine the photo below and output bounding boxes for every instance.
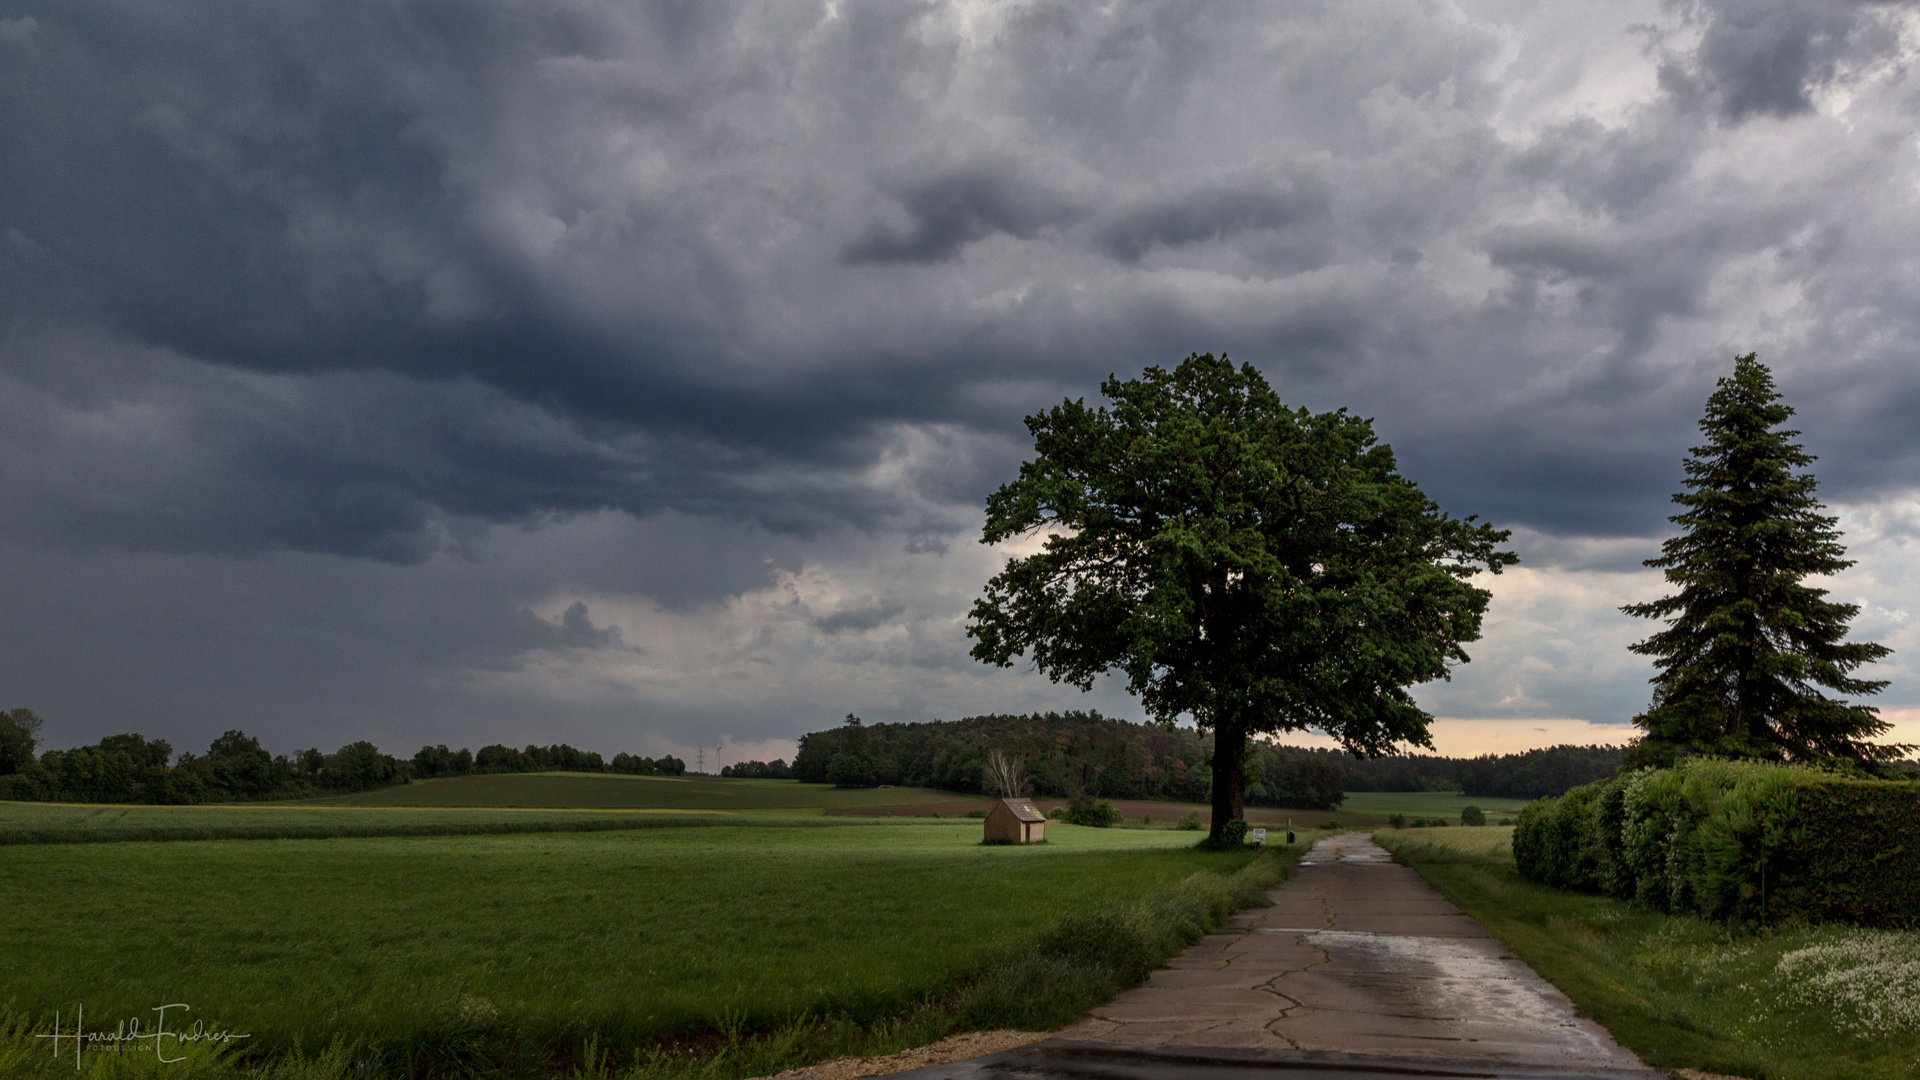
[1623,353,1902,767]
[967,354,1515,839]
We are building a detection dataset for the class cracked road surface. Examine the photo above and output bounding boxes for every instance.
[893,834,1659,1080]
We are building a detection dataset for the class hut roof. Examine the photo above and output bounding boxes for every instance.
[998,799,1046,823]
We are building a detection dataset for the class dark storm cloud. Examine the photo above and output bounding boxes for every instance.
[813,601,906,634]
[0,537,650,753]
[2,0,1920,656]
[1092,183,1329,263]
[840,161,1082,265]
[1657,0,1904,122]
[553,601,626,649]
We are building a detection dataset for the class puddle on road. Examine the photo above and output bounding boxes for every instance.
[1253,927,1604,1042]
[1298,845,1395,867]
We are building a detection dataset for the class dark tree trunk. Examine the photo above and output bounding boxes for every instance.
[1207,723,1248,841]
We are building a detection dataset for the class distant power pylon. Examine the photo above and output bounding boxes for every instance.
[695,748,705,775]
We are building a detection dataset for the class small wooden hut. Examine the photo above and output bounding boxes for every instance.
[984,798,1047,844]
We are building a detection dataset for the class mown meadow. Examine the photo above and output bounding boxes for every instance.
[0,800,739,846]
[0,800,1296,1079]
[1378,826,1920,1080]
[1329,791,1530,818]
[0,776,980,845]
[304,773,964,812]
[0,775,1516,847]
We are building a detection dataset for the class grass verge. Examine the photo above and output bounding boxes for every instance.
[1376,827,1920,1080]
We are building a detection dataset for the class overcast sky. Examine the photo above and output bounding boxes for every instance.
[4,0,1918,763]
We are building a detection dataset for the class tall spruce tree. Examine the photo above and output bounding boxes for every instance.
[1623,353,1902,767]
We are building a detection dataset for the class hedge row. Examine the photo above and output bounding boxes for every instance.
[1513,758,1920,927]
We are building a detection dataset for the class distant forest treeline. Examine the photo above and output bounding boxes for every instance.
[720,759,792,779]
[0,707,685,805]
[792,712,1347,809]
[0,703,1627,807]
[1284,743,1629,800]
[789,713,1627,804]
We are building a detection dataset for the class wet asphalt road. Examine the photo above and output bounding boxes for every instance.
[898,833,1662,1080]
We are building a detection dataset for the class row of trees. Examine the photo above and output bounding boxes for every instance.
[1288,743,1627,799]
[793,712,1216,801]
[720,759,792,779]
[0,712,685,804]
[410,742,686,778]
[792,711,1620,806]
[1450,745,1627,799]
[0,720,411,804]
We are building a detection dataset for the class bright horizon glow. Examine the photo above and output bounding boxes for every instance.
[693,712,1919,769]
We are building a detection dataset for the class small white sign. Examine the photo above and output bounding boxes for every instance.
[1250,828,1266,843]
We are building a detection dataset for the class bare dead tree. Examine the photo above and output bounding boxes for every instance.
[984,748,1028,799]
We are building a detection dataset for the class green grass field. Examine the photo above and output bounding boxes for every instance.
[0,799,751,846]
[308,773,1531,823]
[302,773,964,811]
[3,778,1535,846]
[0,819,1254,1077]
[1335,791,1532,817]
[0,776,988,845]
[4,775,1523,847]
[1377,827,1920,1080]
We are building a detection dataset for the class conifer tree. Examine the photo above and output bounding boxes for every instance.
[1623,354,1902,766]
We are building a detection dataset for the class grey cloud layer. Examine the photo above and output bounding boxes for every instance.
[7,0,1920,567]
[3,0,1919,746]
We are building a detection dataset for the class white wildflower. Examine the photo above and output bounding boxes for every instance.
[1774,930,1920,1036]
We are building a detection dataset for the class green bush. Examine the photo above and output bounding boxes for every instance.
[1461,805,1485,826]
[1064,796,1121,828]
[1388,813,1407,829]
[1191,818,1252,850]
[1515,759,1920,927]
[1175,810,1202,831]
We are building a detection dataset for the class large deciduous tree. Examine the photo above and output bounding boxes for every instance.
[1623,353,1902,767]
[967,355,1516,842]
